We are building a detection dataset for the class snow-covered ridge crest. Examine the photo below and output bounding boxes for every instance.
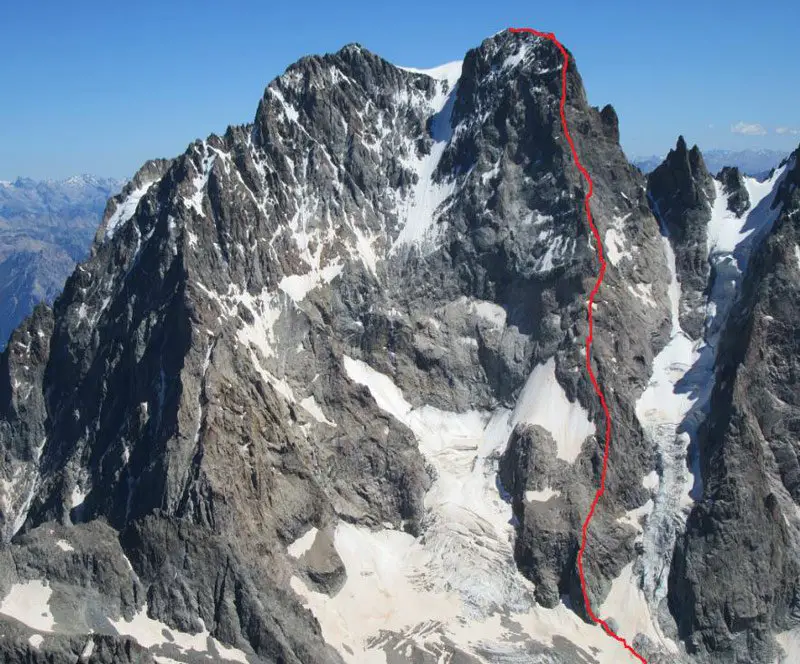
[396,60,463,90]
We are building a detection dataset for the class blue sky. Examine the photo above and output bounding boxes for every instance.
[1,0,798,179]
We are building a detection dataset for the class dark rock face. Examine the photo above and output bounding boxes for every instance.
[0,175,123,349]
[717,166,750,216]
[647,136,715,339]
[668,152,800,663]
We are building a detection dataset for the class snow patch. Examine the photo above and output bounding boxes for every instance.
[104,180,157,240]
[186,145,216,217]
[279,261,343,302]
[110,605,248,663]
[599,563,677,654]
[776,627,800,663]
[0,580,55,632]
[642,471,659,490]
[80,639,95,659]
[233,288,282,360]
[466,298,507,328]
[55,539,74,552]
[70,485,88,510]
[525,488,560,502]
[299,396,336,427]
[28,634,44,648]
[603,214,632,267]
[269,86,300,124]
[503,44,529,69]
[512,358,595,462]
[288,527,319,558]
[627,283,655,308]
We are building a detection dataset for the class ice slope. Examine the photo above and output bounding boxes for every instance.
[627,162,793,647]
[391,63,463,252]
[512,357,595,462]
[103,179,158,240]
[289,355,632,662]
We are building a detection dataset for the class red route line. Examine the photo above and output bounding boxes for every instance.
[508,27,648,664]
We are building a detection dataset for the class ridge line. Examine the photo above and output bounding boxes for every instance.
[508,26,648,664]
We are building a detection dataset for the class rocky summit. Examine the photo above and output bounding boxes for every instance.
[1,30,799,664]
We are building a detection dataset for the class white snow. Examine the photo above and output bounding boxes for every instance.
[80,639,95,659]
[642,471,659,490]
[525,488,560,502]
[503,44,529,70]
[110,605,248,663]
[233,288,282,360]
[0,580,55,631]
[70,485,88,510]
[28,634,44,648]
[186,145,216,217]
[288,527,319,558]
[396,61,463,90]
[776,627,800,663]
[278,261,343,302]
[512,357,595,462]
[391,64,462,253]
[293,520,664,663]
[0,437,47,539]
[466,298,507,328]
[705,163,788,268]
[299,396,336,427]
[599,563,677,653]
[533,235,575,274]
[327,354,644,660]
[627,283,656,308]
[707,180,753,254]
[269,86,300,123]
[604,229,626,265]
[55,539,74,552]
[287,349,687,660]
[635,230,706,615]
[604,214,632,266]
[104,180,157,240]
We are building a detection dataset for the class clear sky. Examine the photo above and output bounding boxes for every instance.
[2,0,798,180]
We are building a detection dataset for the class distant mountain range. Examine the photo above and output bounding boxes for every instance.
[0,175,123,348]
[633,148,788,178]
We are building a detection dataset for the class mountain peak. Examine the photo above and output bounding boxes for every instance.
[647,135,715,337]
[13,31,800,664]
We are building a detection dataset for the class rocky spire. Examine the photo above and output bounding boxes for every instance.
[717,165,751,217]
[647,135,715,338]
